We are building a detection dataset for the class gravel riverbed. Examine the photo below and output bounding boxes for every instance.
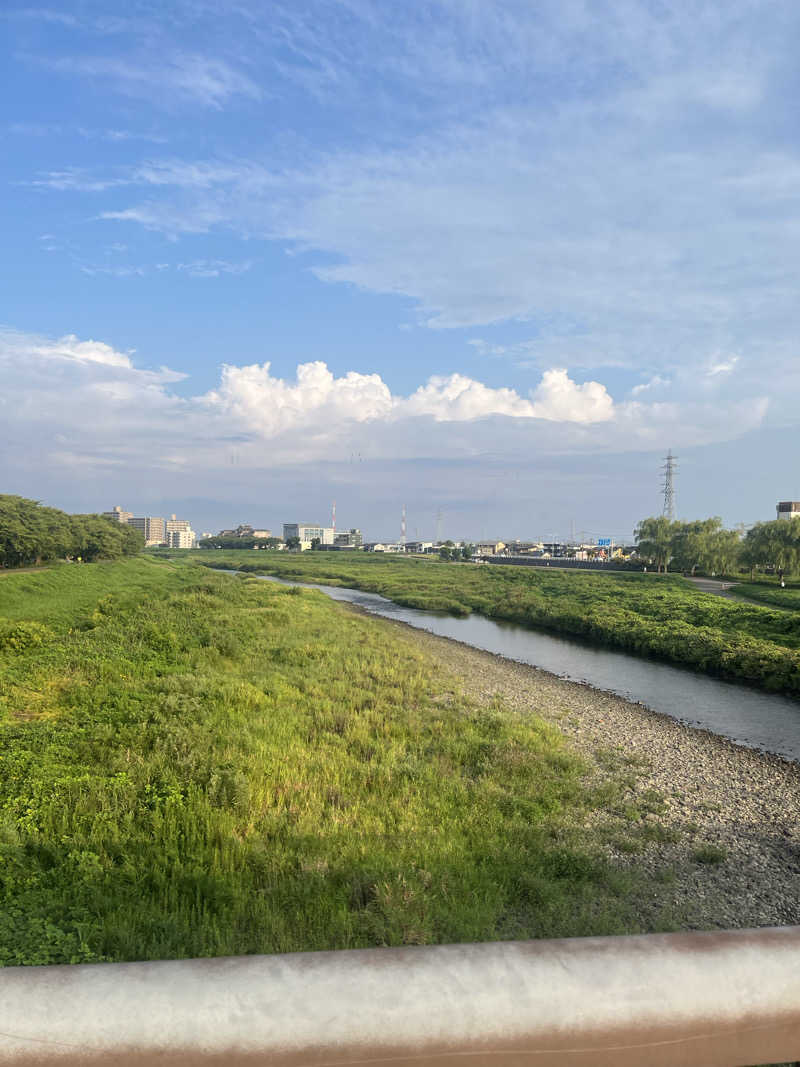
[393,621,800,933]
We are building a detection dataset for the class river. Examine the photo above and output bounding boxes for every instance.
[247,573,800,763]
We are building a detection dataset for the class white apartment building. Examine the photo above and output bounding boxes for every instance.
[282,523,335,549]
[776,501,800,520]
[165,514,196,549]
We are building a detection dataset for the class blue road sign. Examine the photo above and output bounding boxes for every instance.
[597,538,612,546]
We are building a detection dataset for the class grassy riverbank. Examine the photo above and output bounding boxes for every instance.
[195,552,800,694]
[731,581,800,611]
[0,558,667,966]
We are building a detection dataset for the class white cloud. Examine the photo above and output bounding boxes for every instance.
[530,369,615,423]
[0,327,772,538]
[10,331,134,369]
[204,361,394,435]
[707,356,739,376]
[205,361,615,431]
[402,375,536,421]
[631,375,670,397]
[44,53,262,109]
[177,259,253,278]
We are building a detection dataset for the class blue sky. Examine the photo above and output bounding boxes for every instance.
[2,1,799,540]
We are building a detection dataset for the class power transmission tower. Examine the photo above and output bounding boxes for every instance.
[435,509,443,544]
[661,450,677,520]
[400,504,407,549]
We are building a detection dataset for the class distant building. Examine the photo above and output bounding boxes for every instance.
[216,524,270,538]
[776,502,800,520]
[283,523,335,549]
[102,506,133,524]
[165,515,196,549]
[128,516,166,546]
[334,528,363,548]
[405,541,434,554]
[476,541,506,556]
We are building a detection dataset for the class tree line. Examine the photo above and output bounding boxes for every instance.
[0,495,145,568]
[635,516,800,576]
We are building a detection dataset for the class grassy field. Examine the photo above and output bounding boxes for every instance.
[193,551,800,694]
[0,557,670,966]
[731,581,800,611]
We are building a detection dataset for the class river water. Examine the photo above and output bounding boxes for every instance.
[249,573,800,763]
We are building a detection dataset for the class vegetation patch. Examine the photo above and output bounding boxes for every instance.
[690,844,728,865]
[196,552,800,695]
[0,559,665,966]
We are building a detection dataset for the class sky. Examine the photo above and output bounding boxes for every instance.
[2,0,799,542]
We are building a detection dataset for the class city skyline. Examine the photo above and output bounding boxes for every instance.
[3,3,800,530]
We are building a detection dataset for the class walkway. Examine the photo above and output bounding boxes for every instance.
[684,576,738,599]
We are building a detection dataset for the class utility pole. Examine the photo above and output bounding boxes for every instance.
[661,450,677,520]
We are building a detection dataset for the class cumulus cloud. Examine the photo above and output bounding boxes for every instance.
[0,326,771,502]
[204,361,394,435]
[0,327,773,538]
[530,370,614,424]
[204,361,615,431]
[402,375,536,421]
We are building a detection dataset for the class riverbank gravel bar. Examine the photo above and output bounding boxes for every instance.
[397,624,800,933]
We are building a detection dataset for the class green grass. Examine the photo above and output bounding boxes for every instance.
[690,844,728,865]
[193,551,800,695]
[732,582,800,611]
[0,558,667,966]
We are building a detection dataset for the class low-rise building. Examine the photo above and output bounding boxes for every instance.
[334,528,363,548]
[405,541,434,554]
[476,541,506,556]
[777,502,800,520]
[283,523,335,549]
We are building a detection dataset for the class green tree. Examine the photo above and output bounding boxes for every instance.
[742,520,800,577]
[0,496,143,568]
[285,536,301,551]
[634,516,678,573]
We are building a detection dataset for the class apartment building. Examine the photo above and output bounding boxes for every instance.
[102,506,133,524]
[128,516,166,546]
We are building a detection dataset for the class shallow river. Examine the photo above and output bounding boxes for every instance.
[249,573,800,763]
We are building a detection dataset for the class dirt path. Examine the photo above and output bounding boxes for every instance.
[395,620,800,933]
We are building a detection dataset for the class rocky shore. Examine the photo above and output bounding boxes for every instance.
[400,623,800,933]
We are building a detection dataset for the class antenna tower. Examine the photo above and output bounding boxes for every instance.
[401,504,407,549]
[661,450,677,520]
[331,500,336,537]
[435,509,443,544]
